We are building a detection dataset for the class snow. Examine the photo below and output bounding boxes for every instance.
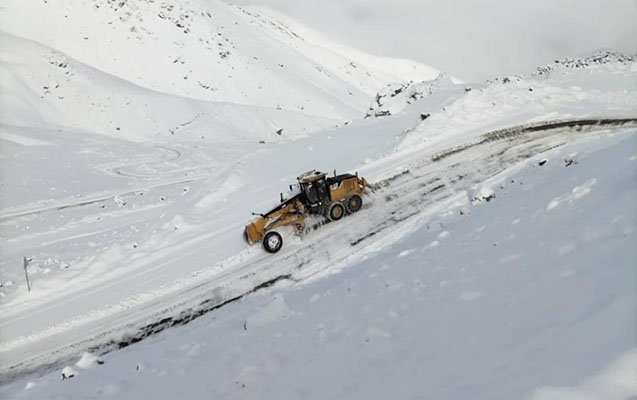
[0,131,51,147]
[60,366,76,380]
[475,186,496,202]
[75,352,103,370]
[529,350,637,400]
[0,0,636,398]
[1,130,634,399]
[245,295,293,328]
[392,57,637,153]
[0,30,340,142]
[458,291,483,301]
[0,0,439,124]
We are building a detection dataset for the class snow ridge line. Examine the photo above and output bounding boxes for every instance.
[0,274,295,385]
[105,274,294,351]
[431,117,637,162]
[367,117,637,195]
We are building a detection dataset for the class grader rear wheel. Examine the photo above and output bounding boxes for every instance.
[345,194,363,213]
[327,202,345,221]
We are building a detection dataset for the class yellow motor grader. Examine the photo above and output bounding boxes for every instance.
[244,170,369,253]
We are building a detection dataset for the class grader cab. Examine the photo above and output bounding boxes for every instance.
[244,170,368,253]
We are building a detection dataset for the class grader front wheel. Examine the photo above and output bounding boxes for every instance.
[263,231,283,253]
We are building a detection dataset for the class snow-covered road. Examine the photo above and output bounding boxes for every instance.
[2,121,635,400]
[1,117,634,382]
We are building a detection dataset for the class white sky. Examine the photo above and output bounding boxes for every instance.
[230,0,637,81]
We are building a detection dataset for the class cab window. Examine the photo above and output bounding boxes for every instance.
[304,183,318,203]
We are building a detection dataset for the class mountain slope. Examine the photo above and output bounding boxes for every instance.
[0,52,635,381]
[1,125,635,400]
[0,31,337,141]
[0,1,635,396]
[0,0,440,121]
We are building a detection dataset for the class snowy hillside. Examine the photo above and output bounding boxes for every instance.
[365,50,636,123]
[0,1,636,398]
[0,0,439,125]
[0,31,340,141]
[2,129,635,399]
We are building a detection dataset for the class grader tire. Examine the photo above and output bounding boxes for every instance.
[263,231,283,253]
[345,194,363,213]
[327,203,345,221]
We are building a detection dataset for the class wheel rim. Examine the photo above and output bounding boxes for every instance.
[331,205,343,219]
[267,234,281,249]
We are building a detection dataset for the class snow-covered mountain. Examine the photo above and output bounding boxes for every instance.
[0,0,439,141]
[1,30,343,142]
[365,50,636,121]
[0,1,636,399]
